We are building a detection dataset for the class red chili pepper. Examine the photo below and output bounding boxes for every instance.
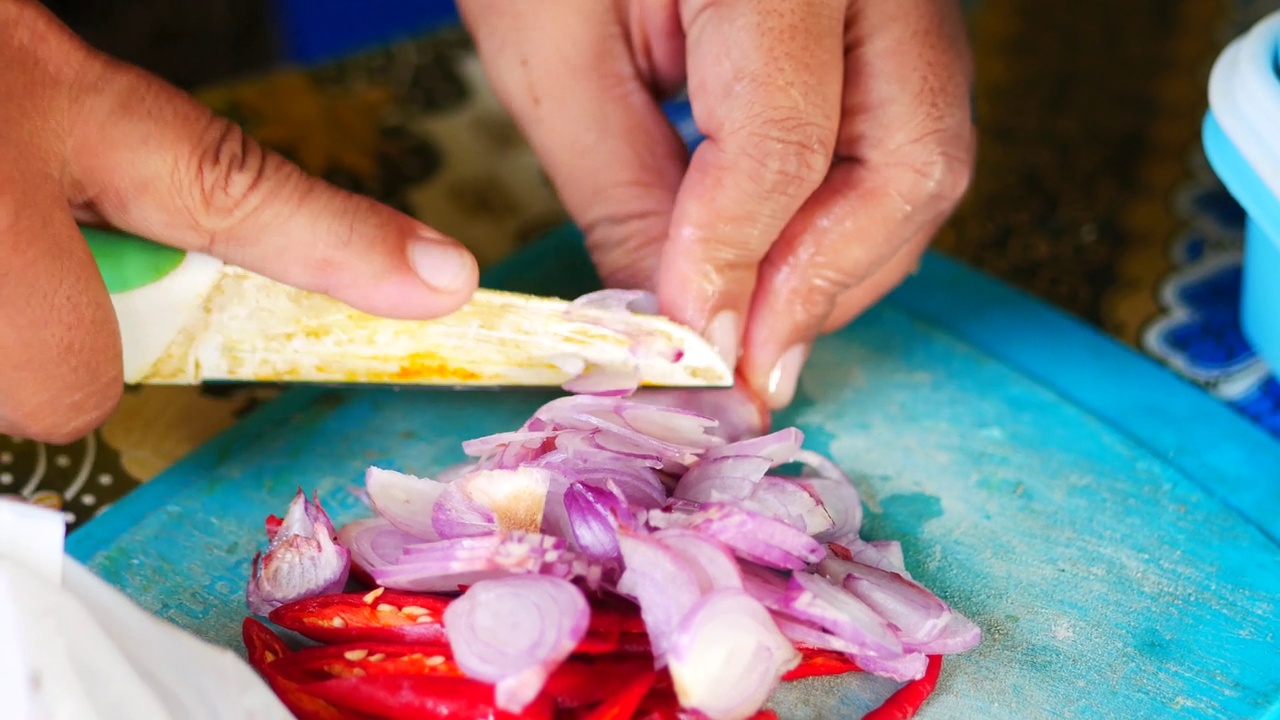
[266,514,284,542]
[306,674,553,720]
[241,618,377,720]
[575,604,623,654]
[782,647,862,681]
[242,616,291,673]
[827,542,854,562]
[612,632,652,655]
[862,655,943,720]
[634,681,679,717]
[544,657,656,709]
[271,642,464,684]
[587,593,646,633]
[634,711,679,720]
[582,670,657,720]
[269,589,452,644]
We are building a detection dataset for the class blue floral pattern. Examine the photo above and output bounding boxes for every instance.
[1143,151,1280,437]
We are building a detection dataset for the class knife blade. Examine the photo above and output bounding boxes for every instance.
[90,228,732,389]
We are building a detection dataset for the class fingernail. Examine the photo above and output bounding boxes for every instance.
[703,311,740,369]
[766,344,809,409]
[408,236,475,292]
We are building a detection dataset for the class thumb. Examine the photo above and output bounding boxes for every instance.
[66,56,478,320]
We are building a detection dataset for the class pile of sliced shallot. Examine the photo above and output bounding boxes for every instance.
[243,290,980,720]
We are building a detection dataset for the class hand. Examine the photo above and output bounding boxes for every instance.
[0,0,479,443]
[459,0,975,408]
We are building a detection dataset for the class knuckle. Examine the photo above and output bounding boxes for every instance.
[896,129,975,210]
[768,258,849,330]
[785,267,849,329]
[736,114,835,195]
[915,144,974,207]
[183,116,281,238]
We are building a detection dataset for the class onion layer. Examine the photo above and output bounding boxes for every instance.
[443,575,589,713]
[246,489,349,616]
[667,589,800,720]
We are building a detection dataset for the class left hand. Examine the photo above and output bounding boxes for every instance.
[458,0,976,408]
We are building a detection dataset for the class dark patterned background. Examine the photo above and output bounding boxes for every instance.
[8,0,1277,529]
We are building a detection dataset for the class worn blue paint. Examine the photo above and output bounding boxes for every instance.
[70,229,1280,719]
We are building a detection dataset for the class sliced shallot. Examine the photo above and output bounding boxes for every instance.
[666,589,800,720]
[443,575,589,713]
[364,467,444,541]
[615,532,703,662]
[246,489,350,616]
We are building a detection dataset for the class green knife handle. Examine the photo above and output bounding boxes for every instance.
[82,226,187,295]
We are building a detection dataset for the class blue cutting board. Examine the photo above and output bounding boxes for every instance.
[69,226,1280,720]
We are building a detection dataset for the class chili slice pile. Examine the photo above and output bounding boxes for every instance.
[244,590,944,720]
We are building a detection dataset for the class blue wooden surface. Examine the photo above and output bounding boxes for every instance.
[69,228,1280,719]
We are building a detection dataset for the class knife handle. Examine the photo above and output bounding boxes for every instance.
[82,226,188,296]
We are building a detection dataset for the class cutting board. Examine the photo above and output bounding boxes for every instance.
[68,226,1280,720]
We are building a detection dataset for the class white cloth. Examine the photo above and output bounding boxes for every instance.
[0,499,295,720]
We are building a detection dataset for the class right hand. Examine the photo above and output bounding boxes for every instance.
[0,0,479,443]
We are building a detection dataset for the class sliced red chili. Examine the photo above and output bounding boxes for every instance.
[269,589,452,644]
[782,647,862,681]
[306,674,552,720]
[862,655,943,720]
[582,669,656,720]
[544,657,656,709]
[271,642,464,684]
[634,711,679,720]
[634,681,679,717]
[612,632,652,655]
[266,514,284,542]
[242,616,291,673]
[827,542,854,562]
[241,618,377,720]
[589,594,646,634]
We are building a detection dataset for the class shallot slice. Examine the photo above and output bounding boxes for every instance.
[365,467,445,541]
[336,517,417,577]
[570,288,660,314]
[702,428,805,465]
[443,575,589,713]
[246,490,349,616]
[647,503,825,570]
[432,467,551,538]
[563,364,640,397]
[561,482,628,561]
[615,532,703,663]
[782,572,902,660]
[666,589,799,720]
[822,557,953,646]
[653,529,743,592]
[372,532,601,592]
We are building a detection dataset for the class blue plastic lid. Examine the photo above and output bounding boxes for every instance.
[1207,11,1280,208]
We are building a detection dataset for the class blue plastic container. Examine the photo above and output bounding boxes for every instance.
[1203,10,1280,371]
[272,0,460,65]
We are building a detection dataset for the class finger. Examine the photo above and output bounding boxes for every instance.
[656,0,845,365]
[821,232,932,335]
[0,174,121,443]
[749,229,931,411]
[63,56,477,320]
[458,0,688,292]
[741,0,975,407]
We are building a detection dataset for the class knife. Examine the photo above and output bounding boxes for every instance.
[86,226,732,389]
